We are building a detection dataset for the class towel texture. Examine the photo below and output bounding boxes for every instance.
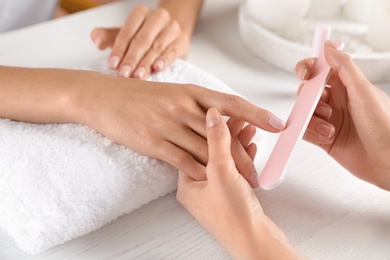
[0,59,262,254]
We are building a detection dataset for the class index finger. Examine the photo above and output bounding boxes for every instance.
[196,88,286,133]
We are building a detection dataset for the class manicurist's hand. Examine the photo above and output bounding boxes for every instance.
[296,41,390,190]
[177,108,303,259]
[91,5,189,79]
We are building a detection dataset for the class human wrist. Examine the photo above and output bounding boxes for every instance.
[66,70,111,127]
[158,0,203,37]
[226,217,303,259]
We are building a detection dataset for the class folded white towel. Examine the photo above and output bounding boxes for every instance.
[0,59,263,254]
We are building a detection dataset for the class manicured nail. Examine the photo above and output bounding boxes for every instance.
[108,56,120,69]
[317,104,332,119]
[325,40,342,51]
[249,171,259,189]
[317,123,335,138]
[206,108,221,128]
[119,65,132,78]
[268,114,286,131]
[297,66,307,80]
[94,36,102,49]
[134,67,146,79]
[154,60,165,71]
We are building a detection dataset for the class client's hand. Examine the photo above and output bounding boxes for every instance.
[78,77,286,187]
[91,5,189,79]
[0,66,284,187]
[296,41,390,190]
[177,108,302,259]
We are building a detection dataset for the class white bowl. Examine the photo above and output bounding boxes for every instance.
[238,1,390,83]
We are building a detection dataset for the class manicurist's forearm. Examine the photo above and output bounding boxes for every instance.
[158,0,204,37]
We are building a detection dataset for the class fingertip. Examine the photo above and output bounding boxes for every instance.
[133,67,146,79]
[267,114,286,131]
[153,59,165,71]
[296,63,308,80]
[206,108,221,129]
[295,58,315,80]
[324,40,349,71]
[324,40,371,89]
[94,36,103,49]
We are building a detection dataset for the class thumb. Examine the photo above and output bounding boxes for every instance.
[324,40,372,93]
[206,108,234,168]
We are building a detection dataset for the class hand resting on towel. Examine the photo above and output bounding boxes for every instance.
[0,59,267,254]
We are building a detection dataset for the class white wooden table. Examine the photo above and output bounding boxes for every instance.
[1,0,390,259]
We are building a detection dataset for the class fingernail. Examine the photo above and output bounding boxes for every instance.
[94,36,102,49]
[325,40,343,51]
[317,104,332,119]
[206,108,221,128]
[297,66,307,80]
[317,124,335,138]
[249,171,259,189]
[134,67,146,79]
[154,60,165,71]
[119,65,132,78]
[108,56,120,69]
[268,114,286,131]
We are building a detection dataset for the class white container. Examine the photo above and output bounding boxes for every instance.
[246,0,311,30]
[365,0,390,51]
[307,0,342,18]
[344,0,372,22]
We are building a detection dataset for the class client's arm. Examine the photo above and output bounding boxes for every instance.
[0,66,285,187]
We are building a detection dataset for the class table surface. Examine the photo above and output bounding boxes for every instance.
[1,1,390,259]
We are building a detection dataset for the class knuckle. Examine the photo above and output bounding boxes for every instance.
[133,32,151,46]
[151,41,164,53]
[118,27,133,39]
[153,7,170,20]
[167,46,178,57]
[133,4,149,14]
[169,20,181,33]
[225,94,243,109]
[171,151,191,170]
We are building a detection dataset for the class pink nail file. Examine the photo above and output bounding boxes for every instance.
[258,27,344,190]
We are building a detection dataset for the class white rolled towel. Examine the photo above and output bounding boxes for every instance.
[0,59,263,254]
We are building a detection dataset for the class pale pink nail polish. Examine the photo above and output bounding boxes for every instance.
[108,56,120,69]
[206,108,221,128]
[134,67,146,79]
[317,124,335,138]
[154,60,165,71]
[119,65,131,78]
[268,114,286,131]
[325,40,342,51]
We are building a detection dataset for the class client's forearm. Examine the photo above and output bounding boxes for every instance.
[0,66,99,124]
